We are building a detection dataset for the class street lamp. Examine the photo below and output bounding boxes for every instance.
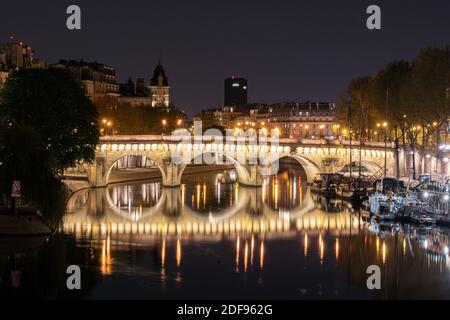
[272,127,280,138]
[383,121,388,178]
[162,119,167,136]
[319,124,325,139]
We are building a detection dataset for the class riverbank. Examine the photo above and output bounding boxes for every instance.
[0,208,52,236]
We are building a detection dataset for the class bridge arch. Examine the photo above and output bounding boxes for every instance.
[177,151,252,186]
[268,154,321,184]
[338,160,384,177]
[182,185,251,222]
[104,184,187,220]
[102,152,165,186]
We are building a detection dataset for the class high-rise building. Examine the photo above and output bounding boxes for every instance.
[150,61,170,107]
[224,77,247,108]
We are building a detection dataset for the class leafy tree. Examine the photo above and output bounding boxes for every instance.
[336,76,374,139]
[371,60,411,146]
[0,126,68,224]
[93,96,186,135]
[0,68,100,172]
[372,61,411,122]
[402,47,450,123]
[401,47,450,149]
[338,46,449,149]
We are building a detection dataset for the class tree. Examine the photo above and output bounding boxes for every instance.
[371,60,411,147]
[372,61,411,122]
[0,69,100,172]
[402,47,450,122]
[401,47,450,149]
[0,126,68,223]
[93,96,186,135]
[336,76,374,139]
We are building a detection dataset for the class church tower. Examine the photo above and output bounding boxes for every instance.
[150,60,170,107]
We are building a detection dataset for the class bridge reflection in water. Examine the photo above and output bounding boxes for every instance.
[63,166,365,277]
[59,166,450,300]
[64,180,361,238]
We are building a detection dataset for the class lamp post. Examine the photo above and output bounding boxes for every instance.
[106,120,112,135]
[101,118,113,135]
[376,123,381,142]
[383,122,388,178]
[162,119,167,136]
[411,126,418,180]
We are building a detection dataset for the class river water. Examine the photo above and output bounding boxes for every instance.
[1,163,450,299]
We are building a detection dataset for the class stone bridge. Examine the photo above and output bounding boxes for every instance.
[70,135,396,188]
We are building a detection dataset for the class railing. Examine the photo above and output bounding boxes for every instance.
[100,135,296,144]
[100,135,395,149]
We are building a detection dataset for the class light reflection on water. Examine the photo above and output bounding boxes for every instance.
[1,164,450,299]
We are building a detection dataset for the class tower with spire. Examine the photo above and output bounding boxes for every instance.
[149,60,170,107]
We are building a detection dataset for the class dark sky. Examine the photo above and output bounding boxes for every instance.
[1,0,449,116]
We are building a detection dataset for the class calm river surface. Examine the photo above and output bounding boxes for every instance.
[1,163,450,299]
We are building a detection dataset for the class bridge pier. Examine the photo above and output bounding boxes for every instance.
[162,161,182,187]
[89,157,108,188]
[238,164,263,187]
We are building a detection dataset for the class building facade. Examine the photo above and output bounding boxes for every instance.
[51,60,120,98]
[0,71,8,87]
[119,61,171,107]
[224,77,247,108]
[0,38,33,71]
[0,37,46,88]
[119,78,153,106]
[231,101,336,139]
[150,61,170,107]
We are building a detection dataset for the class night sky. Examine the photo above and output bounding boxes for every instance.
[1,0,449,116]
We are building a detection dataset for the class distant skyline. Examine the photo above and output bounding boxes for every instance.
[1,0,450,116]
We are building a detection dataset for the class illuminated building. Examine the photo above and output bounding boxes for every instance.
[0,38,33,70]
[150,61,170,107]
[51,59,120,98]
[118,60,170,107]
[0,36,47,88]
[231,101,336,139]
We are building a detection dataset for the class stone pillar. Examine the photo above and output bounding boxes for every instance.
[247,188,263,215]
[163,188,182,216]
[89,188,105,216]
[239,164,263,187]
[90,157,107,188]
[162,160,182,187]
